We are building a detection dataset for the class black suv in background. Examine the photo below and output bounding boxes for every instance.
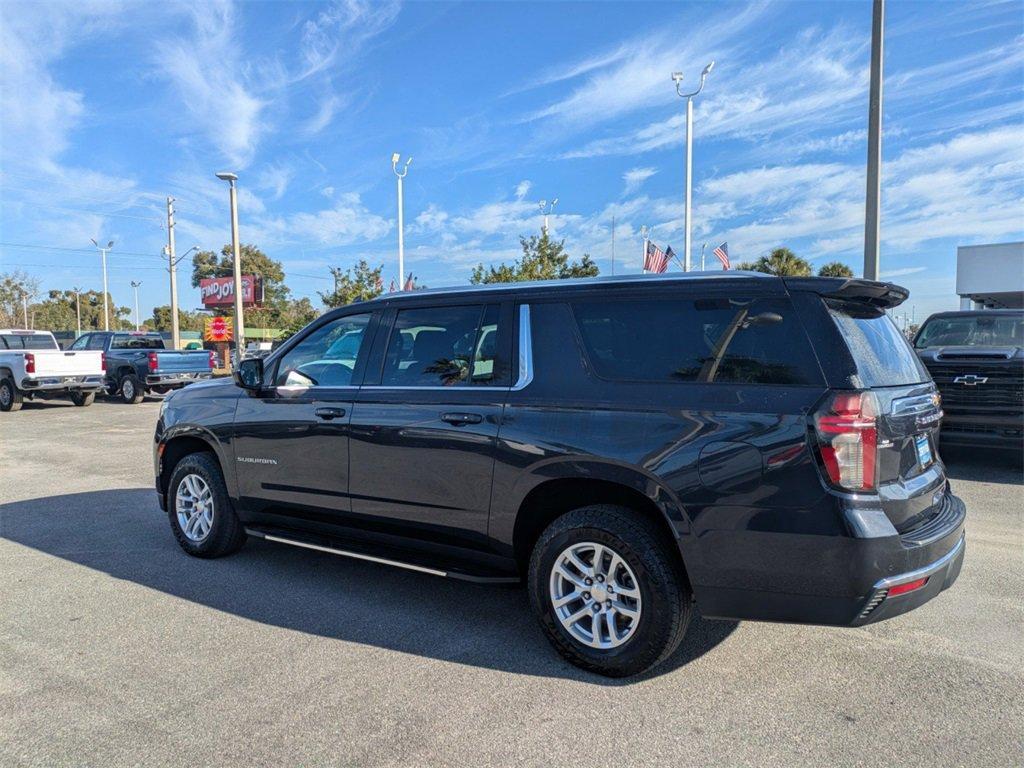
[914,309,1024,450]
[155,273,966,676]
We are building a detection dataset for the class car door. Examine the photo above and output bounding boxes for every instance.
[232,311,378,534]
[348,301,512,550]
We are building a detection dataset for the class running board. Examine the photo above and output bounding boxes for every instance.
[245,528,520,584]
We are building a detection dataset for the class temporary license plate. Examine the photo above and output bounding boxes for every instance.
[915,434,932,467]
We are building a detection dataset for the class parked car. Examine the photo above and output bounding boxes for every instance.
[0,329,105,411]
[913,309,1023,449]
[154,273,966,676]
[70,331,214,404]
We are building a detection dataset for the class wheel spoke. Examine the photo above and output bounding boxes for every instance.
[562,605,591,627]
[556,564,588,590]
[590,611,602,643]
[553,590,582,608]
[591,544,605,577]
[605,610,618,642]
[611,599,639,619]
[567,550,591,576]
[613,581,640,599]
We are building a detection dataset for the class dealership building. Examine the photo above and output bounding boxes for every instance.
[956,242,1024,309]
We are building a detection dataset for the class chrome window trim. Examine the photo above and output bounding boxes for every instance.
[511,304,533,391]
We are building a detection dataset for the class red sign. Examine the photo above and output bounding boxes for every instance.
[204,316,234,343]
[199,275,263,307]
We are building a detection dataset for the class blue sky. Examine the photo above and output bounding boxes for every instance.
[1,0,1022,321]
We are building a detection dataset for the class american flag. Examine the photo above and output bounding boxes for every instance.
[713,242,730,270]
[374,274,384,293]
[403,272,416,291]
[388,279,397,293]
[643,241,669,273]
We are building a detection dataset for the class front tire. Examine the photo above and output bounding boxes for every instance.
[528,505,692,677]
[0,377,23,412]
[167,452,247,558]
[120,374,145,404]
[70,391,96,407]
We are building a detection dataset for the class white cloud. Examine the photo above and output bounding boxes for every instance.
[254,193,391,246]
[623,167,657,195]
[412,203,449,233]
[257,165,294,201]
[514,180,532,200]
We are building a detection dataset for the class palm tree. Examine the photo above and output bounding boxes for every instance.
[749,248,812,277]
[818,261,855,278]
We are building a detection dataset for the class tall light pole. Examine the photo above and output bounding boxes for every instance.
[391,153,412,290]
[864,0,885,280]
[672,60,714,272]
[90,238,114,330]
[538,198,558,234]
[215,171,245,364]
[130,281,142,331]
[21,291,28,327]
[700,242,707,271]
[640,225,650,271]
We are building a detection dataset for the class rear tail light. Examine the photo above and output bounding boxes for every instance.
[148,351,159,372]
[813,391,878,491]
[25,353,35,374]
[100,352,107,372]
[208,350,216,369]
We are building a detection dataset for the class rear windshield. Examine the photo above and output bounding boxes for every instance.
[915,314,1023,348]
[111,335,165,350]
[0,334,58,350]
[828,301,929,386]
[572,296,824,385]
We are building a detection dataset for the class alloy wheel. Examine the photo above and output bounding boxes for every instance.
[549,541,642,649]
[175,473,214,542]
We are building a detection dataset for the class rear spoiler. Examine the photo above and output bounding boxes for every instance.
[783,277,909,309]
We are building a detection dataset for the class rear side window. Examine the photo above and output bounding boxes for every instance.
[827,301,928,386]
[571,296,824,385]
[381,304,508,387]
[111,335,164,350]
[0,334,58,350]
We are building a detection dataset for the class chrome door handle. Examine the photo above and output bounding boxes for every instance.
[441,412,483,425]
[314,407,346,420]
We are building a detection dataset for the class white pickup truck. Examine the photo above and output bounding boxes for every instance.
[0,329,106,411]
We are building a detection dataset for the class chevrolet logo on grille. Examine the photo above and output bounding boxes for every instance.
[953,374,988,386]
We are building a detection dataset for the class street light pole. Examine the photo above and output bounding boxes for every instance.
[640,225,650,271]
[73,287,82,336]
[863,0,885,280]
[90,238,114,330]
[130,281,142,331]
[672,61,715,272]
[701,242,707,271]
[538,198,558,234]
[392,153,412,290]
[216,172,245,364]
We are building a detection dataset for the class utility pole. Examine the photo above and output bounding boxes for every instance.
[611,214,616,275]
[166,197,181,350]
[216,172,245,365]
[392,153,412,289]
[672,61,714,272]
[864,0,885,280]
[22,292,28,327]
[90,239,114,330]
[73,287,82,336]
[130,281,142,331]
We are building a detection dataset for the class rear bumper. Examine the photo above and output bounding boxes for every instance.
[146,372,212,388]
[20,375,104,392]
[693,491,967,626]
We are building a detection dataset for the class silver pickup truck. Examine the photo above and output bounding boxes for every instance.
[0,329,105,411]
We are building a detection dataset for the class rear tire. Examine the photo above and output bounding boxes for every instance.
[120,374,145,404]
[70,391,96,407]
[528,504,692,677]
[167,452,247,558]
[0,377,23,412]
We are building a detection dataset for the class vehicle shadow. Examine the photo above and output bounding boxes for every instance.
[942,447,1023,484]
[0,489,737,684]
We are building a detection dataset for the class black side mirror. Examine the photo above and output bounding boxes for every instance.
[234,357,264,390]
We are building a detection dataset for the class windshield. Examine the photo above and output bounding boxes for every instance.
[828,301,929,387]
[0,333,58,350]
[915,315,1023,348]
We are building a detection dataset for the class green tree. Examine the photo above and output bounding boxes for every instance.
[29,289,131,331]
[147,305,206,333]
[470,230,599,284]
[319,260,384,309]
[743,248,813,277]
[0,271,41,327]
[817,261,855,278]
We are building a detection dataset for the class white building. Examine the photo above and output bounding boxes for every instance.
[956,242,1024,310]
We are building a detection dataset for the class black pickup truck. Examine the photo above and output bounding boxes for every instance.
[914,309,1024,449]
[69,331,214,404]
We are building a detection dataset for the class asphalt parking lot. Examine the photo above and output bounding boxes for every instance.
[1,398,1021,767]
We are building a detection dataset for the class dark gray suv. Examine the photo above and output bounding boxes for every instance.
[155,273,965,676]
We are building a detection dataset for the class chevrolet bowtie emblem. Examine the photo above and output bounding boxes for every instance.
[953,374,988,386]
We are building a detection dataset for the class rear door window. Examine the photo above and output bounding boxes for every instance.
[110,335,164,350]
[571,296,824,385]
[827,301,929,386]
[0,333,58,350]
